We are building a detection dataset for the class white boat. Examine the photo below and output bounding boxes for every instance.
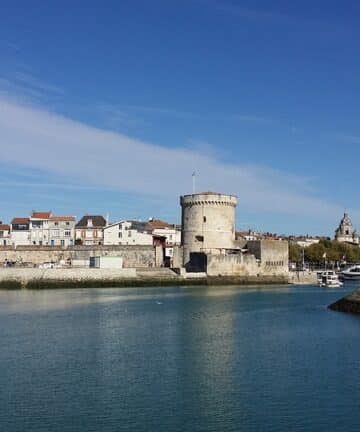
[317,271,343,288]
[341,265,360,280]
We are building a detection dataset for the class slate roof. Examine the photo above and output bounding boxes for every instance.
[76,215,107,228]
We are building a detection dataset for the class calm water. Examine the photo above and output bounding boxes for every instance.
[1,284,360,432]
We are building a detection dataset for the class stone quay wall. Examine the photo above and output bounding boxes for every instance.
[0,268,137,282]
[0,245,157,268]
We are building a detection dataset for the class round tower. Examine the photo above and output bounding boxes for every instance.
[180,192,237,268]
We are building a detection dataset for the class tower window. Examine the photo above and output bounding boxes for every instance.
[203,216,207,223]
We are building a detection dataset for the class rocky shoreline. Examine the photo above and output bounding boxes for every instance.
[328,289,360,314]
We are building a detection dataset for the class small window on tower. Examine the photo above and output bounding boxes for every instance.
[203,216,206,223]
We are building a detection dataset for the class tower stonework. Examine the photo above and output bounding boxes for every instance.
[180,192,237,269]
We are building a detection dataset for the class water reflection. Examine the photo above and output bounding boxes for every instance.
[1,286,360,432]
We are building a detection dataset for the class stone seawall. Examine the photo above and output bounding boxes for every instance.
[0,245,156,267]
[0,268,289,289]
[288,271,317,285]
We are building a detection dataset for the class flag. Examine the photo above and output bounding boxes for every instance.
[322,252,327,258]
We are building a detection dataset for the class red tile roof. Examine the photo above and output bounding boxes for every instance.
[50,216,75,222]
[0,224,10,231]
[31,211,51,219]
[11,218,30,225]
[147,219,174,229]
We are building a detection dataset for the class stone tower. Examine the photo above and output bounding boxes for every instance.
[180,192,237,268]
[335,212,359,244]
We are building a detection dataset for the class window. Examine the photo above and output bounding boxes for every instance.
[66,222,70,226]
[54,222,59,226]
[61,240,65,246]
[64,231,71,237]
[118,232,122,238]
[128,231,132,237]
[169,235,172,241]
[203,216,207,223]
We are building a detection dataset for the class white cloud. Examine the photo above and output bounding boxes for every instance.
[0,96,352,226]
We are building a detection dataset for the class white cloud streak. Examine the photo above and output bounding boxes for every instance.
[0,96,352,226]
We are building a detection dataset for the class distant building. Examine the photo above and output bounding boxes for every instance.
[75,215,107,245]
[104,220,154,246]
[10,218,31,246]
[29,211,76,246]
[48,216,76,247]
[0,223,10,246]
[147,218,181,262]
[335,213,359,245]
[292,238,320,248]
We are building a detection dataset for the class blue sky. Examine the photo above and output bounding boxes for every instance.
[1,0,360,235]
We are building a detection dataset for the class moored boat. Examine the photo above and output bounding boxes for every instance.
[342,265,360,280]
[317,271,343,288]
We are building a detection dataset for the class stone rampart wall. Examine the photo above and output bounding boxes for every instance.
[0,268,137,282]
[0,245,156,268]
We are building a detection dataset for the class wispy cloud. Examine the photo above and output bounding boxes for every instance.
[124,104,198,119]
[233,114,273,124]
[337,134,360,145]
[204,0,291,23]
[0,40,20,51]
[95,103,150,129]
[0,95,351,228]
[13,71,63,95]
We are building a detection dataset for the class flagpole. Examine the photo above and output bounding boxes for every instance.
[192,172,196,194]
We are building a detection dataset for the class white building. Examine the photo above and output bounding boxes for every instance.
[29,211,76,246]
[104,220,154,246]
[147,219,181,262]
[10,218,31,246]
[75,215,107,246]
[294,238,320,248]
[0,223,10,246]
[48,216,76,247]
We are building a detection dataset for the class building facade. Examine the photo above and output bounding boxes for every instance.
[10,218,31,246]
[148,218,181,263]
[75,215,107,245]
[48,216,76,247]
[29,211,51,246]
[0,223,10,246]
[29,212,76,246]
[335,213,359,245]
[104,220,154,246]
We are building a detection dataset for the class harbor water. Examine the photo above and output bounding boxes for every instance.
[1,284,360,432]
